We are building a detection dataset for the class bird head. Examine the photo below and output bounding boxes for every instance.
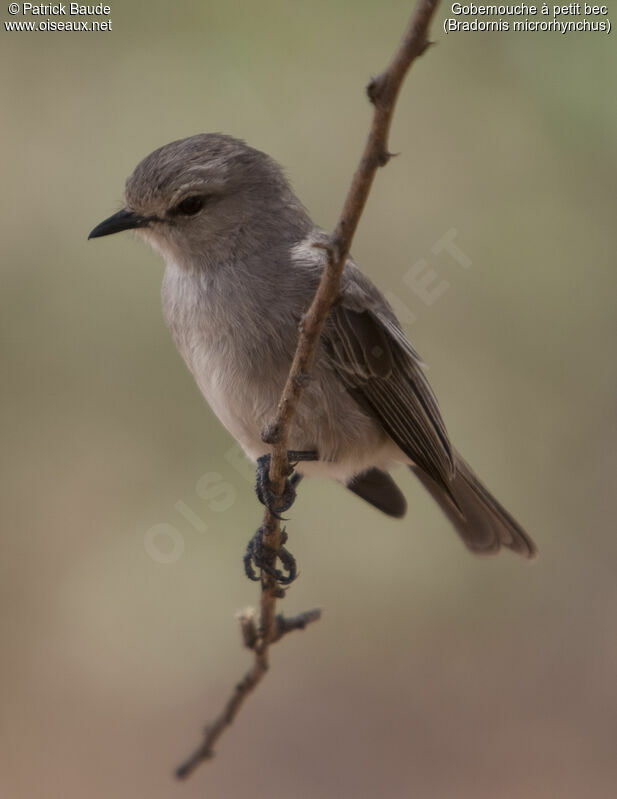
[88,133,307,268]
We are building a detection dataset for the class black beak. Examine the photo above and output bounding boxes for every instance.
[88,208,151,240]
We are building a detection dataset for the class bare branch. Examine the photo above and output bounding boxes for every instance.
[271,608,323,643]
[176,0,440,779]
[176,607,321,779]
[175,658,266,779]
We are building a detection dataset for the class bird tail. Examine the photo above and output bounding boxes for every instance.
[410,452,537,559]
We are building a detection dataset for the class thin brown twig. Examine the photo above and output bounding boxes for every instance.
[175,0,440,779]
[175,608,322,780]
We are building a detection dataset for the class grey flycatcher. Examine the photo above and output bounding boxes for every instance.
[89,133,536,562]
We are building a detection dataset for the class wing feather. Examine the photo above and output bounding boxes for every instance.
[323,302,455,493]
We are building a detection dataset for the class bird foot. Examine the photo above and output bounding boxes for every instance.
[244,525,297,585]
[255,450,318,519]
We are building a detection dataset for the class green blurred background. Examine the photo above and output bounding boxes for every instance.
[2,2,616,797]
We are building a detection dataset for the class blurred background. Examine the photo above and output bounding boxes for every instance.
[2,1,616,797]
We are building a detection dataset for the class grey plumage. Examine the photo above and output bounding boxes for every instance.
[89,133,537,559]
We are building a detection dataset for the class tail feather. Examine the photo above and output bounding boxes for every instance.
[410,452,537,558]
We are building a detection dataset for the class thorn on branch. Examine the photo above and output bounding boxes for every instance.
[261,420,282,445]
[419,39,434,56]
[367,74,387,104]
[272,608,322,642]
[311,235,344,267]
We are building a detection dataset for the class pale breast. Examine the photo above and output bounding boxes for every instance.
[161,262,288,456]
[160,260,389,473]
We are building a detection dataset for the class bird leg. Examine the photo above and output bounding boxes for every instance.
[244,525,297,585]
[254,450,318,519]
[246,450,318,584]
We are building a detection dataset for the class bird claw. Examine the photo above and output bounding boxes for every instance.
[247,450,318,584]
[254,451,318,518]
[244,525,297,585]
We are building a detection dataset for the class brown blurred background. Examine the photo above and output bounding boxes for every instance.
[2,2,616,797]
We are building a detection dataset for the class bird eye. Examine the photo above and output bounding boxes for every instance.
[173,195,206,216]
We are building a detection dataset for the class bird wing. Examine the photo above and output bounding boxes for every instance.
[321,261,456,495]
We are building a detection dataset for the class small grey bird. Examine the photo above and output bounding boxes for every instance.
[89,133,536,560]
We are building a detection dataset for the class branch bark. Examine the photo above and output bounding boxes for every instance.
[175,0,441,779]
